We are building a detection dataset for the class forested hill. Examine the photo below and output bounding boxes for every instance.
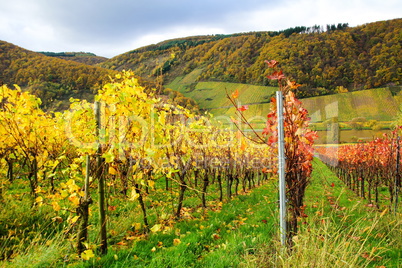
[0,40,116,110]
[37,51,108,66]
[0,41,199,112]
[100,18,402,98]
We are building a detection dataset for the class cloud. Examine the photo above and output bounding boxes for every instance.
[0,0,401,57]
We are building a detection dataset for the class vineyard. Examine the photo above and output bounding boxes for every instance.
[0,70,284,264]
[0,65,401,267]
[315,129,402,209]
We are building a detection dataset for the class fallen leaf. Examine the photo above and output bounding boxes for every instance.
[52,216,63,223]
[212,233,220,240]
[81,249,95,260]
[150,224,162,233]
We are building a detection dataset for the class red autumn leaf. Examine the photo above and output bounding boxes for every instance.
[108,205,117,211]
[237,105,249,112]
[331,183,335,187]
[304,131,318,143]
[301,160,311,170]
[231,89,239,99]
[267,135,278,145]
[264,60,279,68]
[267,70,285,80]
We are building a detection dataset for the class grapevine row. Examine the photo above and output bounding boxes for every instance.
[315,130,402,208]
[0,72,274,257]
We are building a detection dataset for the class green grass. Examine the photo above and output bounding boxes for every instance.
[1,160,401,267]
[167,73,276,112]
[302,87,400,122]
[241,159,402,267]
[65,180,279,268]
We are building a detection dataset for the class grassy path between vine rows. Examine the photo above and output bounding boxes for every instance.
[4,158,401,267]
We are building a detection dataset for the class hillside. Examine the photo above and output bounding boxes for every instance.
[100,18,402,99]
[171,77,401,122]
[37,52,108,66]
[0,41,116,110]
[1,18,400,113]
[0,41,198,111]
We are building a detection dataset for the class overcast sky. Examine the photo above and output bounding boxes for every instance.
[0,0,401,58]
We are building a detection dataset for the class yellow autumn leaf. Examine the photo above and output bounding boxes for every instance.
[81,249,95,260]
[158,111,166,125]
[35,196,43,206]
[136,172,143,180]
[132,222,141,231]
[68,193,80,206]
[169,156,177,166]
[129,188,139,201]
[109,166,118,175]
[69,215,80,224]
[173,238,181,246]
[35,186,43,194]
[60,189,69,198]
[150,224,162,233]
[102,151,115,163]
[52,201,61,211]
[148,180,155,189]
[284,136,292,143]
[66,179,80,192]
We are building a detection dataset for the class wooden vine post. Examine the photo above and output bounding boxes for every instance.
[95,101,107,255]
[76,155,93,255]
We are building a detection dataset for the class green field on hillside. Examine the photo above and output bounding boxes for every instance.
[168,72,402,124]
[303,87,401,122]
[167,71,277,110]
